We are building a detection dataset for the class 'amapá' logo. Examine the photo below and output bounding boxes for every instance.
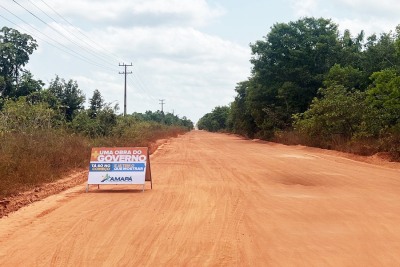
[101,174,133,182]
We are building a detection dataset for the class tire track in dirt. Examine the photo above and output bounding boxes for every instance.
[0,131,399,266]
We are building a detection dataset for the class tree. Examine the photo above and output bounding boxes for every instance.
[366,69,400,126]
[88,89,104,118]
[247,17,342,135]
[198,106,230,132]
[130,110,193,130]
[0,97,57,133]
[338,29,364,68]
[293,86,368,146]
[362,32,399,80]
[71,106,117,138]
[48,76,85,121]
[228,81,258,137]
[0,27,38,97]
[323,64,363,90]
[11,70,44,98]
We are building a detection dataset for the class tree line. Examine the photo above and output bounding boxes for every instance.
[0,26,193,197]
[198,17,400,159]
[0,26,194,136]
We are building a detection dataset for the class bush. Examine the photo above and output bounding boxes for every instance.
[293,86,368,147]
[0,97,60,133]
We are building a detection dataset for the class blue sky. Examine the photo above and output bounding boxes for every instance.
[1,0,399,123]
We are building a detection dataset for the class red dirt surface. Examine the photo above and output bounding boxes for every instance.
[0,131,399,266]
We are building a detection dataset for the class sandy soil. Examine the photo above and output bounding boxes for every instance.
[0,138,167,218]
[0,131,399,266]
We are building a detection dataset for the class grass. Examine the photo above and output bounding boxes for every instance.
[0,124,187,198]
[273,130,400,161]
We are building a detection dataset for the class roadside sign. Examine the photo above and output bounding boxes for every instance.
[86,147,152,192]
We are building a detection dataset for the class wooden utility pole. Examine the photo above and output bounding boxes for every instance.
[119,63,132,116]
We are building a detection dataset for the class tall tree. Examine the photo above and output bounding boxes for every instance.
[228,81,258,137]
[0,27,38,97]
[338,29,364,68]
[88,89,104,118]
[248,17,342,135]
[48,76,85,121]
[367,69,400,127]
[362,32,399,79]
[198,106,230,132]
[293,85,368,145]
[11,71,44,98]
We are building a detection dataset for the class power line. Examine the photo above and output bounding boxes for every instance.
[11,0,119,72]
[2,2,157,108]
[128,74,157,102]
[38,0,124,64]
[26,0,119,68]
[0,5,116,72]
[0,12,79,60]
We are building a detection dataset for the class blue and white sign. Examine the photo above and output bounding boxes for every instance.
[87,147,151,186]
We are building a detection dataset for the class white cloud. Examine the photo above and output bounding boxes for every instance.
[288,0,399,36]
[291,0,318,17]
[331,0,400,36]
[88,26,251,121]
[4,0,245,122]
[28,24,250,122]
[45,0,224,27]
[336,0,400,17]
[335,17,398,37]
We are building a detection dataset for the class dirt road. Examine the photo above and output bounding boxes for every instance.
[0,131,399,266]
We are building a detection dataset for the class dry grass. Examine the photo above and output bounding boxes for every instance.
[0,130,88,197]
[273,130,400,161]
[0,125,188,198]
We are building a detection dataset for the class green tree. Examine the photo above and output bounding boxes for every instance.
[293,86,368,146]
[88,89,104,118]
[362,32,399,79]
[228,81,258,137]
[0,76,5,96]
[71,106,117,138]
[48,76,85,121]
[198,106,230,132]
[0,97,58,133]
[0,27,38,97]
[323,64,363,89]
[367,69,400,126]
[11,70,44,98]
[131,110,193,130]
[338,29,364,68]
[248,17,342,134]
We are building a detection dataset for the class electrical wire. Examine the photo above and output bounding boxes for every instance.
[129,73,158,102]
[26,0,119,68]
[2,1,157,105]
[11,0,119,72]
[0,5,117,72]
[38,0,124,64]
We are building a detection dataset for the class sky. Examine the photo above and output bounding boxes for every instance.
[1,0,399,123]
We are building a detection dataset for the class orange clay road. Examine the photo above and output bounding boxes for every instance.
[0,131,400,266]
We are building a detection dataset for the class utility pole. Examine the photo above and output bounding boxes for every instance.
[159,99,165,113]
[119,63,132,116]
[159,99,165,124]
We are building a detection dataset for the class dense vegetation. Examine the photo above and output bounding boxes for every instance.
[0,26,193,197]
[198,17,400,160]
